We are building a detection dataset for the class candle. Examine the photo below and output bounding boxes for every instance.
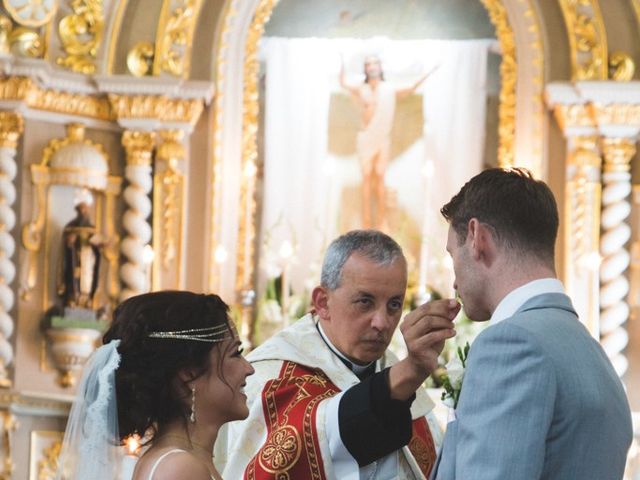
[121,435,140,480]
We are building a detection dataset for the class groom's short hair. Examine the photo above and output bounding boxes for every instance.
[441,168,559,265]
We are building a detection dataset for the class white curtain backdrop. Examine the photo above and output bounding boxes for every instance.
[260,37,493,297]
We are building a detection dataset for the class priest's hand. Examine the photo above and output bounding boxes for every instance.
[388,299,460,401]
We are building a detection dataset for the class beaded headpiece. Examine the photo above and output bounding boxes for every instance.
[148,324,230,343]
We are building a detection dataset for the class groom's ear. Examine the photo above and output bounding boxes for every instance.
[468,219,495,265]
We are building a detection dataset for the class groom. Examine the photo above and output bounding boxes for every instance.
[430,168,633,479]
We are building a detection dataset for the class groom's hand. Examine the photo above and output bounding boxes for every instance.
[389,299,460,401]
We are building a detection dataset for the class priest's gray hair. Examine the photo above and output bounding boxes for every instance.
[321,230,405,290]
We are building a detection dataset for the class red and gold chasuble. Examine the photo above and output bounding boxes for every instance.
[244,361,437,480]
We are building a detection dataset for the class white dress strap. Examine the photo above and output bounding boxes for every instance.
[147,449,187,480]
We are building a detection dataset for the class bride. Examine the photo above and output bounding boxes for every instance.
[56,291,254,480]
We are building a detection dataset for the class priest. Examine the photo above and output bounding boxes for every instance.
[216,230,459,479]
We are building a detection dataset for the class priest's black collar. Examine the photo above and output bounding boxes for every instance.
[315,321,376,381]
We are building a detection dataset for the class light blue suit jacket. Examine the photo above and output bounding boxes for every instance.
[431,293,633,480]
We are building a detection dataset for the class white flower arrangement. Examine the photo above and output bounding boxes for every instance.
[440,342,470,409]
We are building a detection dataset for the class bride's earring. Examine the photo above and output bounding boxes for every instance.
[190,386,196,423]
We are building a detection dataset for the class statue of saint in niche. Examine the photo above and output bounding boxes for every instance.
[57,189,104,311]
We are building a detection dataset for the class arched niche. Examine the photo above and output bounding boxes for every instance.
[207,0,547,323]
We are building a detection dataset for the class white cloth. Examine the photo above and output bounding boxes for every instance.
[489,278,565,326]
[216,314,442,479]
[356,81,396,173]
[55,340,122,480]
[259,37,492,300]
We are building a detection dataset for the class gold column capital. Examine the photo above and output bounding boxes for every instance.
[601,137,636,173]
[553,103,596,133]
[122,131,155,167]
[0,112,23,149]
[157,129,186,164]
[568,135,601,169]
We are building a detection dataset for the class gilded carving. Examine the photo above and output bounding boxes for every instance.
[0,77,112,120]
[154,0,204,77]
[608,51,635,82]
[36,440,61,480]
[0,15,45,58]
[480,0,516,168]
[154,130,185,284]
[590,103,640,128]
[552,103,595,132]
[57,0,104,74]
[108,94,204,125]
[0,112,23,149]
[601,138,635,173]
[558,0,608,80]
[122,130,155,167]
[127,41,155,77]
[0,411,16,479]
[236,0,277,298]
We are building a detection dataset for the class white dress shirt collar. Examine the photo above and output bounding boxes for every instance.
[489,278,565,326]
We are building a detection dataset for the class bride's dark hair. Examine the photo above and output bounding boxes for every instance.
[103,290,232,442]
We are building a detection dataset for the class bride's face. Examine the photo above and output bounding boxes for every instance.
[193,327,255,425]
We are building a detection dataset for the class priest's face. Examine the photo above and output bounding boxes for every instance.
[314,253,407,365]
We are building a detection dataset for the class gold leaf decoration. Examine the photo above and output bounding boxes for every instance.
[608,51,635,82]
[127,41,155,77]
[154,0,204,77]
[558,0,607,80]
[56,0,104,74]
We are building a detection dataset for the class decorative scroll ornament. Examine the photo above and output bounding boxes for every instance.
[3,0,57,28]
[57,0,105,74]
[480,0,516,167]
[154,0,204,77]
[608,51,635,82]
[0,14,45,58]
[127,41,155,77]
[599,137,635,377]
[558,0,608,80]
[120,131,155,300]
[0,411,16,478]
[0,112,23,389]
[154,130,185,283]
[37,439,62,479]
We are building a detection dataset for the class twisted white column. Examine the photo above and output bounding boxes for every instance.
[600,138,635,377]
[120,131,155,301]
[0,112,22,388]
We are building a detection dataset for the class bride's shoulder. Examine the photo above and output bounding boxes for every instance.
[133,447,211,480]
